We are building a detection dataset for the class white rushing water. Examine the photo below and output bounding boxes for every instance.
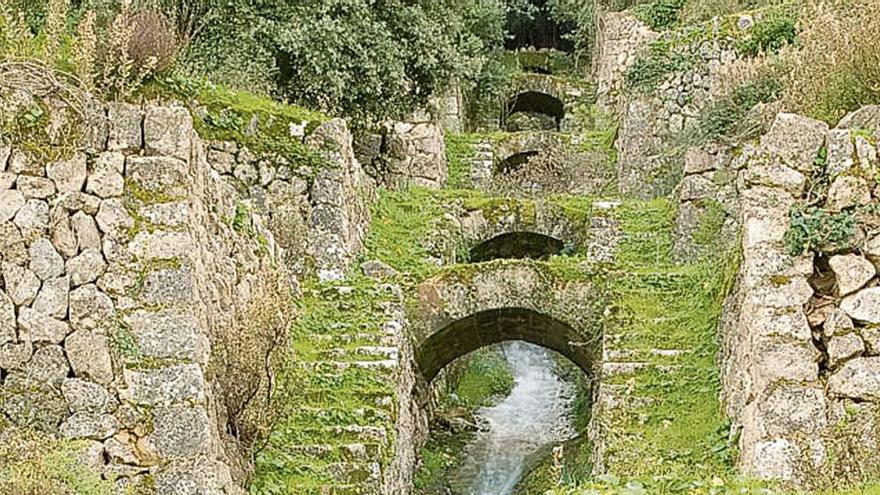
[452,342,576,495]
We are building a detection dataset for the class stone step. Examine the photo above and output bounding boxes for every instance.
[293,405,393,426]
[595,384,656,410]
[289,443,385,462]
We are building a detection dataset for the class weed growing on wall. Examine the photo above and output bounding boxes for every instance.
[784,207,859,256]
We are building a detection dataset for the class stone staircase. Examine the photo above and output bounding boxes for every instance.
[253,279,406,495]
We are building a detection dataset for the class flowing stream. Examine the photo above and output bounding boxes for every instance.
[451,342,576,495]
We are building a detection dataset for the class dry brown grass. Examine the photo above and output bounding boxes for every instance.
[128,10,179,73]
[211,266,294,473]
[780,0,880,123]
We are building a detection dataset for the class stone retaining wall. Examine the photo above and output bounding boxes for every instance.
[0,89,373,493]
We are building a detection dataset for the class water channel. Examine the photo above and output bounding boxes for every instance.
[450,342,577,494]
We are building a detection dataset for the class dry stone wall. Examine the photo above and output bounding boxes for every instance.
[0,87,373,493]
[721,110,880,486]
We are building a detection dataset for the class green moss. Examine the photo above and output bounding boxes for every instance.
[450,347,515,409]
[624,48,697,93]
[445,133,481,189]
[0,99,81,162]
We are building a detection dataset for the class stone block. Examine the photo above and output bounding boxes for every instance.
[66,248,107,287]
[144,106,193,161]
[828,357,880,400]
[62,378,118,413]
[49,208,78,259]
[141,266,194,306]
[125,156,189,200]
[760,113,829,173]
[13,199,49,241]
[28,237,64,280]
[128,231,194,262]
[71,211,101,251]
[18,307,70,344]
[60,412,120,440]
[24,344,70,386]
[0,373,67,433]
[828,332,865,368]
[17,175,55,199]
[69,284,114,332]
[107,102,144,152]
[830,254,875,296]
[827,175,871,212]
[66,330,114,385]
[0,189,25,223]
[2,262,40,306]
[47,153,88,193]
[121,364,205,406]
[86,151,125,198]
[150,406,210,458]
[124,309,206,362]
[841,287,880,324]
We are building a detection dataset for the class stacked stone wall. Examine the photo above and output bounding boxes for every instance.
[0,84,374,493]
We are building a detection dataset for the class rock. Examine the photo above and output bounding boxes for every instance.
[149,406,210,458]
[827,176,871,212]
[828,357,880,400]
[207,149,235,174]
[8,149,43,176]
[859,327,880,354]
[0,189,25,223]
[50,208,79,258]
[144,106,193,161]
[0,291,15,346]
[837,105,880,130]
[107,102,144,152]
[0,373,67,432]
[128,231,193,261]
[86,151,125,198]
[125,156,189,200]
[829,254,876,296]
[747,438,799,481]
[104,436,140,465]
[679,174,716,201]
[743,163,806,196]
[13,199,49,241]
[57,191,101,215]
[361,260,399,280]
[62,378,118,413]
[121,364,205,406]
[0,223,27,265]
[855,136,878,169]
[60,412,120,440]
[826,129,855,178]
[841,287,880,323]
[2,262,41,306]
[24,344,70,386]
[71,211,101,251]
[69,284,114,332]
[46,153,88,193]
[0,341,32,369]
[760,113,829,174]
[66,330,114,385]
[823,308,854,338]
[66,248,107,287]
[18,307,70,344]
[683,147,716,174]
[0,145,9,171]
[139,201,189,229]
[17,175,55,199]
[95,199,134,240]
[827,333,865,368]
[0,172,14,189]
[28,237,65,280]
[141,266,194,306]
[124,309,206,362]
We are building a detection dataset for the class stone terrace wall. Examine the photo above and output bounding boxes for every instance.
[721,110,880,486]
[0,90,372,493]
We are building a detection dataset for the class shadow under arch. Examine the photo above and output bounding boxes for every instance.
[497,150,540,174]
[470,232,565,263]
[502,91,565,131]
[416,307,592,382]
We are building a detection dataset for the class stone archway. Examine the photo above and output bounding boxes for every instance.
[412,260,604,382]
[502,91,566,131]
[469,231,565,262]
[498,150,540,173]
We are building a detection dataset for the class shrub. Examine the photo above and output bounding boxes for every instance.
[734,9,797,57]
[633,0,686,31]
[784,207,858,256]
[781,0,880,123]
[128,10,179,73]
[695,76,781,141]
[624,48,695,92]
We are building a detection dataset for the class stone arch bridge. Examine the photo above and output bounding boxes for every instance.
[410,260,605,382]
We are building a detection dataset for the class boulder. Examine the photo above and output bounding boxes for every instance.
[828,357,880,400]
[2,262,41,306]
[46,153,87,193]
[829,254,876,296]
[827,176,871,212]
[841,287,880,323]
[28,237,65,281]
[827,332,865,368]
[85,151,125,198]
[66,330,114,385]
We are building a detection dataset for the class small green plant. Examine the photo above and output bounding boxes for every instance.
[734,10,798,56]
[784,207,858,256]
[232,202,251,234]
[633,0,686,30]
[694,77,781,141]
[625,49,696,92]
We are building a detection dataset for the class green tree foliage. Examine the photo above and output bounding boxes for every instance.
[185,0,507,126]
